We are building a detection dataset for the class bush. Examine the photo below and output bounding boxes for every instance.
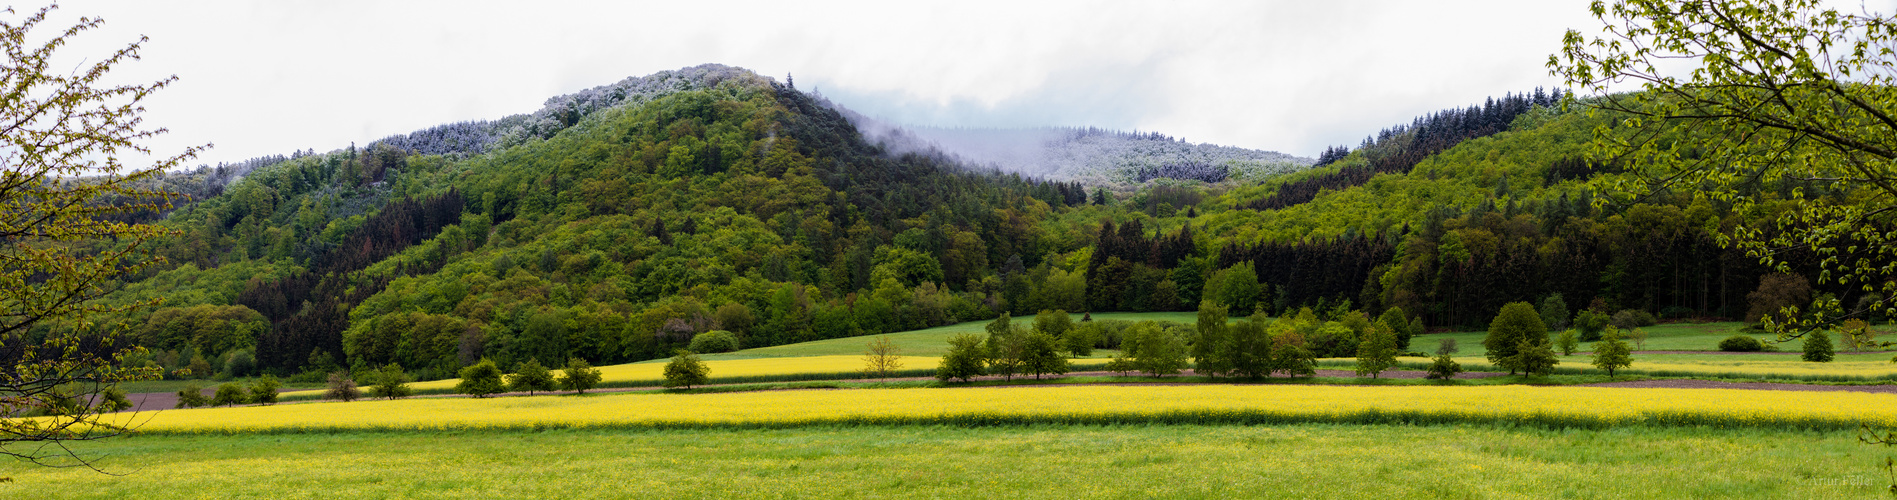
[1425,354,1463,380]
[222,349,258,379]
[558,358,603,394]
[508,359,557,395]
[1610,309,1658,330]
[456,359,506,398]
[98,387,132,412]
[664,350,710,389]
[1573,308,1610,342]
[211,383,248,407]
[175,384,208,408]
[370,363,412,400]
[1802,331,1835,362]
[1718,335,1765,352]
[688,330,741,354]
[1555,330,1579,356]
[249,374,280,405]
[324,372,361,402]
[935,333,988,382]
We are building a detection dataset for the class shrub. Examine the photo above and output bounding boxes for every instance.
[370,363,412,400]
[1425,354,1463,380]
[935,333,988,382]
[1573,308,1610,342]
[249,374,281,405]
[211,383,248,407]
[222,349,258,378]
[1803,331,1835,362]
[175,384,208,408]
[509,359,557,395]
[559,358,604,394]
[688,330,741,354]
[457,359,507,397]
[1484,302,1548,375]
[1718,335,1765,352]
[324,372,361,402]
[98,387,133,412]
[1610,309,1658,330]
[664,350,710,389]
[1555,330,1579,356]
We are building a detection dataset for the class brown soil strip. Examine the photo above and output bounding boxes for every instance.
[1577,379,1897,394]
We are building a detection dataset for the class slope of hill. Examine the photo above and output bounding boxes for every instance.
[842,122,1313,185]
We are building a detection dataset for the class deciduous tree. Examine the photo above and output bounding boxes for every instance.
[663,350,709,389]
[509,359,557,395]
[456,359,506,398]
[558,358,603,394]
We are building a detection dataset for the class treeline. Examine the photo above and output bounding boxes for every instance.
[1242,88,1564,211]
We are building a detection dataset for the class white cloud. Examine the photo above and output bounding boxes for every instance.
[51,0,1610,166]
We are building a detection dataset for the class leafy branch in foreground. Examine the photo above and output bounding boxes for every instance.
[0,3,205,473]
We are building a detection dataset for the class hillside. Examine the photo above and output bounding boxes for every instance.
[845,121,1312,185]
[66,65,1871,384]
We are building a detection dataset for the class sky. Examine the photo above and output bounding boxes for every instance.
[51,0,1611,167]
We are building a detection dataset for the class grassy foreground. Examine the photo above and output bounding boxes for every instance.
[114,385,1897,433]
[5,424,1888,499]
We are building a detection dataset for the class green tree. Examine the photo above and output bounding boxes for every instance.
[1192,301,1232,377]
[0,4,197,464]
[1227,320,1273,379]
[1125,322,1188,377]
[371,363,412,400]
[324,372,361,402]
[509,359,557,395]
[663,350,709,389]
[1484,302,1549,375]
[558,358,603,394]
[1538,294,1571,331]
[248,374,281,405]
[1803,330,1835,363]
[211,383,248,407]
[687,330,741,354]
[175,384,208,409]
[1376,306,1416,351]
[1425,353,1463,380]
[1021,330,1070,379]
[1032,310,1073,340]
[1592,328,1633,377]
[456,359,506,398]
[1354,325,1398,378]
[986,327,1027,381]
[1268,330,1316,378]
[935,333,988,382]
[1555,0,1897,341]
[1555,330,1580,356]
[1064,322,1101,357]
[1506,341,1559,377]
[1572,309,1610,342]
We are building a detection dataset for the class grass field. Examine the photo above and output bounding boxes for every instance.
[6,424,1888,499]
[114,385,1897,433]
[1421,321,1896,354]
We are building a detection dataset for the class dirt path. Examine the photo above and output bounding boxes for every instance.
[1577,379,1897,394]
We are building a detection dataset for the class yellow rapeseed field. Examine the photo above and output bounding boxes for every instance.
[122,385,1897,434]
[281,355,1113,397]
[1410,356,1897,381]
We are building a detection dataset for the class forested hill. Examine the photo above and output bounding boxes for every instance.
[79,65,1862,382]
[842,121,1313,185]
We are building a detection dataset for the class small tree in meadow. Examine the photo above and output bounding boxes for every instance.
[324,372,361,402]
[249,374,281,405]
[211,383,248,407]
[987,327,1027,381]
[1436,338,1459,356]
[1064,322,1102,357]
[1573,308,1610,342]
[936,333,989,382]
[862,336,904,379]
[1354,325,1397,378]
[457,359,506,398]
[1555,330,1579,356]
[175,384,208,408]
[1506,341,1559,377]
[371,363,413,400]
[1539,294,1571,330]
[1592,328,1633,377]
[1425,353,1463,380]
[1021,330,1070,379]
[558,358,604,394]
[1627,328,1649,350]
[509,359,557,395]
[1485,302,1549,375]
[664,350,710,389]
[1803,330,1836,362]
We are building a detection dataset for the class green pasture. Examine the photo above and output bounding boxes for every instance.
[5,424,1887,499]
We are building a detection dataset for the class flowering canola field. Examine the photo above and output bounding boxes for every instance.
[124,385,1897,434]
[1408,356,1897,381]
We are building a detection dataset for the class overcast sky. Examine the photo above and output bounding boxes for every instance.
[55,0,1612,167]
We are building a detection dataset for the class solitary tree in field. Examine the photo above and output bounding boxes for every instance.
[663,350,709,389]
[211,383,248,407]
[325,372,361,402]
[1592,328,1633,377]
[935,333,988,382]
[456,359,506,398]
[1484,302,1549,375]
[558,358,603,394]
[862,336,903,379]
[1354,325,1397,379]
[175,384,208,408]
[248,375,281,405]
[509,359,557,395]
[371,363,413,400]
[0,4,207,468]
